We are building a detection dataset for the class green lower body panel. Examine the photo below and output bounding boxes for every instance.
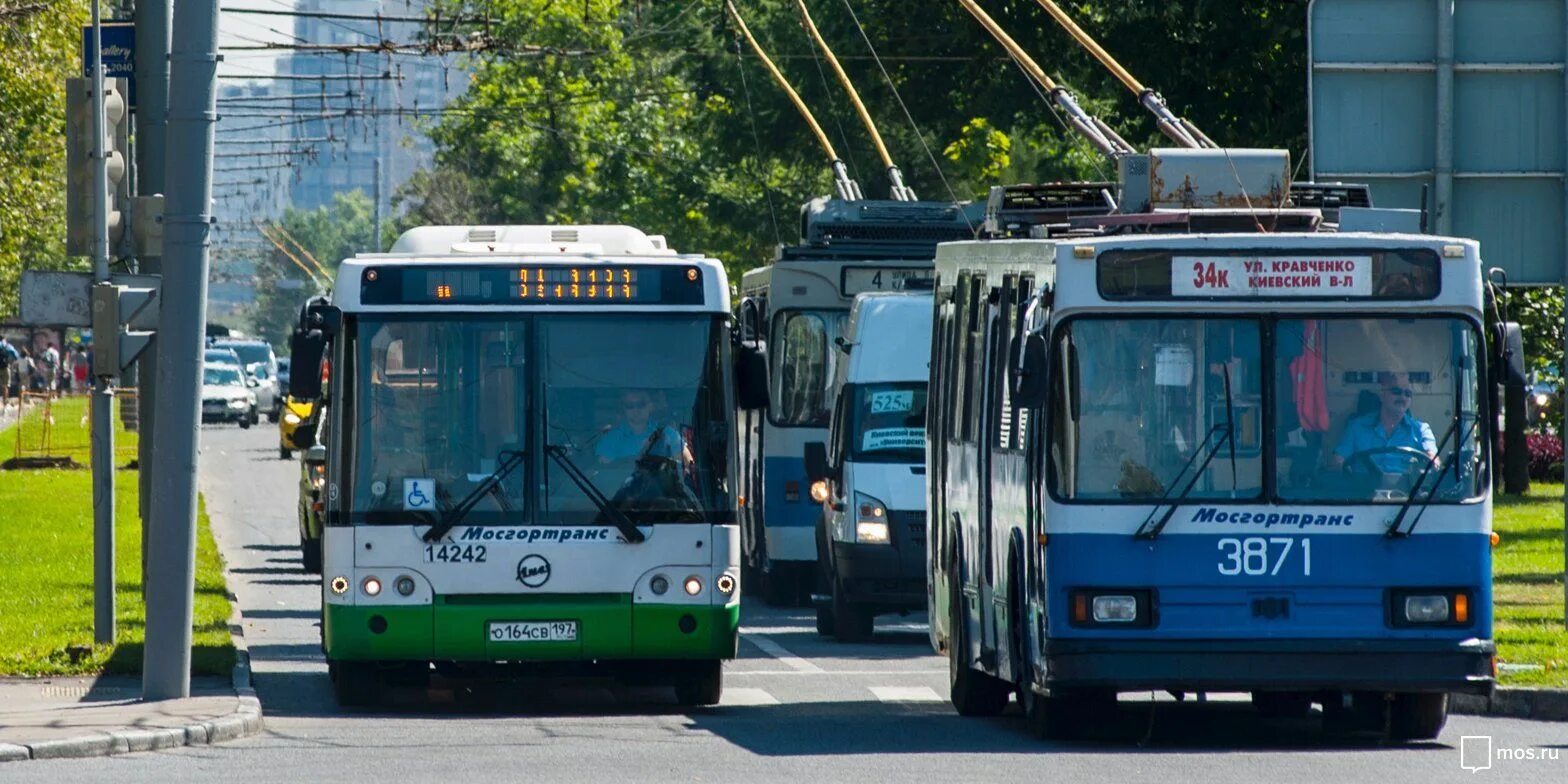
[324,596,739,663]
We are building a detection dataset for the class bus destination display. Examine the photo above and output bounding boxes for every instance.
[1098,248,1440,300]
[360,264,705,305]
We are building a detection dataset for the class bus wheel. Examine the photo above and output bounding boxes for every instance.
[948,576,1008,716]
[330,662,379,708]
[674,660,723,707]
[1389,692,1448,740]
[831,579,873,642]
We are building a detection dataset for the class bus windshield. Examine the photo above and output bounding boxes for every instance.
[770,309,848,427]
[349,314,730,525]
[1049,315,1483,505]
[849,382,927,463]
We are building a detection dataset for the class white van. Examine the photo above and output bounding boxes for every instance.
[804,290,931,641]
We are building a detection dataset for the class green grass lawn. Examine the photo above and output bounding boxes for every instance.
[0,395,234,677]
[1493,482,1568,686]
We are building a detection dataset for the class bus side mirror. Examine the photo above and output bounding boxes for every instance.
[804,441,829,482]
[1012,333,1049,408]
[735,340,769,410]
[304,444,327,466]
[289,330,327,401]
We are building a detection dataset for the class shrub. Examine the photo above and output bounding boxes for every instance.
[1525,432,1564,481]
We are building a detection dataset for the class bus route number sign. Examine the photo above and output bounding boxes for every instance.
[841,267,933,295]
[1172,256,1371,297]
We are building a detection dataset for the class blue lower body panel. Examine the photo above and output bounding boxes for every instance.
[762,456,819,563]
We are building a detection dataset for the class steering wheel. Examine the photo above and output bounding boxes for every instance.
[1343,446,1432,476]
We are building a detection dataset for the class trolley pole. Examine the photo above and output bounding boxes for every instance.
[143,0,219,700]
[89,0,116,646]
[133,0,171,594]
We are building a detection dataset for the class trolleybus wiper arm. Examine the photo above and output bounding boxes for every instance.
[1386,414,1477,538]
[545,445,646,544]
[1133,422,1233,540]
[422,450,529,543]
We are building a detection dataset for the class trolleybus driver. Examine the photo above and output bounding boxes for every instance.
[1329,371,1438,474]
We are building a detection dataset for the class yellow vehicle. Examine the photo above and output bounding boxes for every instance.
[278,397,316,459]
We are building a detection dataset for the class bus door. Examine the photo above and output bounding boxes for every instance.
[738,296,766,567]
[983,274,1032,676]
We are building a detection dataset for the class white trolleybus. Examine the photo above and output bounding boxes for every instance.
[929,149,1498,741]
[734,196,983,605]
[288,225,740,707]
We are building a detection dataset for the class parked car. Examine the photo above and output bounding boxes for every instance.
[212,340,282,422]
[201,364,258,427]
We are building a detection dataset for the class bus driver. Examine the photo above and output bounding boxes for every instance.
[1329,371,1438,474]
[596,388,693,467]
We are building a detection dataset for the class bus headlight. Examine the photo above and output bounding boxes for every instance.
[362,576,382,597]
[809,480,830,504]
[1404,595,1449,623]
[395,576,416,596]
[650,575,670,595]
[854,492,889,544]
[716,573,736,596]
[1071,589,1154,627]
[683,576,703,596]
[1092,595,1139,623]
[329,576,349,595]
[1390,589,1470,626]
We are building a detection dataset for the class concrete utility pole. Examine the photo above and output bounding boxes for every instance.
[89,0,116,646]
[133,0,172,590]
[144,0,219,700]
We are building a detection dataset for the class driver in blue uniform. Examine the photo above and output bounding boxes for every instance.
[1329,371,1437,473]
[596,389,691,467]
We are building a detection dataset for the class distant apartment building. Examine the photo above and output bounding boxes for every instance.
[285,0,468,236]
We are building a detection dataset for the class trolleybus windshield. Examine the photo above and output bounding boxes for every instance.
[770,309,849,427]
[1049,315,1484,505]
[347,314,731,525]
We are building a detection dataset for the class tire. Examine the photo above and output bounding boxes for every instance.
[947,568,1009,717]
[330,661,379,708]
[1389,692,1448,740]
[674,660,723,707]
[1253,691,1314,719]
[814,604,835,636]
[280,445,292,460]
[301,536,322,574]
[760,561,796,607]
[831,578,873,642]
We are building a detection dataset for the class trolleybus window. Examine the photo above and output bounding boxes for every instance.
[1273,317,1483,503]
[1050,318,1264,501]
[770,310,847,427]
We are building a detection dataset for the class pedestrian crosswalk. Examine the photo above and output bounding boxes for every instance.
[719,683,948,707]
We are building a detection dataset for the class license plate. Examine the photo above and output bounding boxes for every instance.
[487,620,578,643]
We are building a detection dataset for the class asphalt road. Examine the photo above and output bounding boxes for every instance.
[5,424,1565,783]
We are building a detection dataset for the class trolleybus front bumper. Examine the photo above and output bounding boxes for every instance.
[1043,637,1495,695]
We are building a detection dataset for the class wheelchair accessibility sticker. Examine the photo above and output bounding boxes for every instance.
[404,478,436,511]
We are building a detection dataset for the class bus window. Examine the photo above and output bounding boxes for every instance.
[770,310,846,427]
[1274,317,1483,503]
[1049,318,1264,502]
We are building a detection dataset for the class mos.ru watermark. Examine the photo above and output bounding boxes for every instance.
[1460,735,1561,773]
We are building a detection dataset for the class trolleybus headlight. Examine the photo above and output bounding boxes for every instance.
[650,575,670,595]
[1389,589,1470,626]
[1403,595,1449,623]
[853,492,890,544]
[809,480,830,504]
[395,576,416,596]
[683,576,703,596]
[716,573,737,596]
[362,576,382,597]
[329,576,349,595]
[1091,595,1139,623]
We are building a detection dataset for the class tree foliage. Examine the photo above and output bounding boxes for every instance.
[249,191,376,347]
[0,0,87,319]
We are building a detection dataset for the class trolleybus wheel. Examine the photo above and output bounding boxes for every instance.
[1252,691,1314,719]
[948,569,1009,717]
[830,578,873,642]
[1389,692,1448,740]
[673,660,723,707]
[330,662,379,708]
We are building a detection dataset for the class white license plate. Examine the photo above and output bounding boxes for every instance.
[487,621,578,643]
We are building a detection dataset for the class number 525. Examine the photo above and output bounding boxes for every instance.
[1217,536,1312,576]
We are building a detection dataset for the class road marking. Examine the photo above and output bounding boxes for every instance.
[742,633,824,673]
[720,688,779,706]
[729,669,947,676]
[869,686,944,703]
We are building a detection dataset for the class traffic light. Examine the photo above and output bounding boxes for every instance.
[66,77,130,257]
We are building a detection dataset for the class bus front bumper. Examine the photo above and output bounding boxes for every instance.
[324,597,740,663]
[1043,637,1495,695]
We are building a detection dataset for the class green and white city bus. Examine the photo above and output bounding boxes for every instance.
[289,225,739,707]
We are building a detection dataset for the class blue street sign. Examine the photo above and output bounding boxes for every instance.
[81,22,137,107]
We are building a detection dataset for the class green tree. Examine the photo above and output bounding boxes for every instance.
[0,0,88,319]
[249,191,376,347]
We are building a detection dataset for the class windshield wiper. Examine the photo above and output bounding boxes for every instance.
[545,445,646,544]
[1386,413,1478,538]
[1134,364,1241,540]
[421,450,528,543]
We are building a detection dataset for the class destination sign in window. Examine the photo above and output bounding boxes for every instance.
[1097,248,1440,300]
[360,264,705,305]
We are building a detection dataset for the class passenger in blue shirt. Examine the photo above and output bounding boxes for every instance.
[596,389,691,466]
[1330,372,1438,473]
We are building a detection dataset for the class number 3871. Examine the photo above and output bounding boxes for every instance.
[1217,537,1311,576]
